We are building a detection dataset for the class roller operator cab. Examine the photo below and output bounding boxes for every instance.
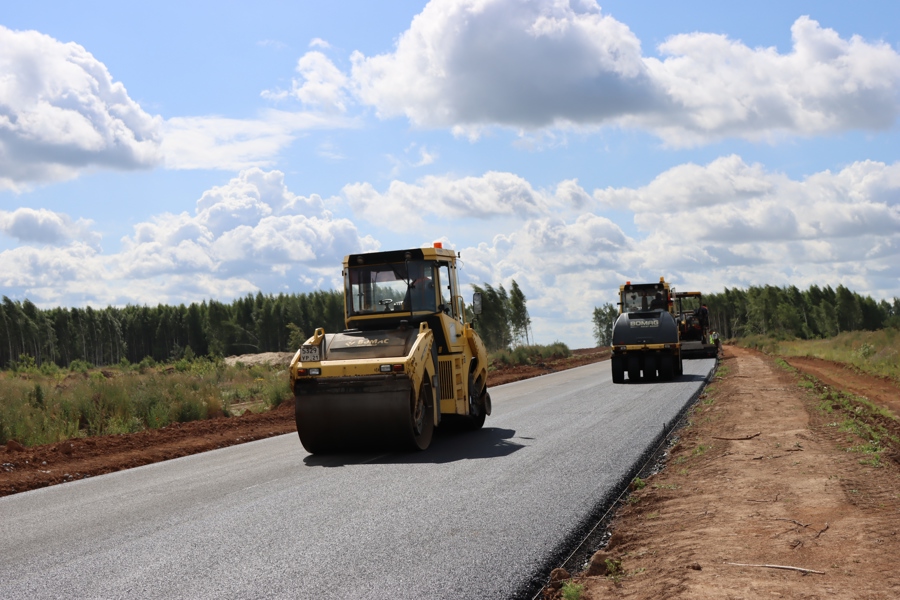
[289,244,491,453]
[610,277,684,384]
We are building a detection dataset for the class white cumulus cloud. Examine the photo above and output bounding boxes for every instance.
[118,168,377,281]
[340,0,900,144]
[342,171,575,231]
[0,25,163,190]
[0,207,100,247]
[0,169,377,309]
[638,15,900,144]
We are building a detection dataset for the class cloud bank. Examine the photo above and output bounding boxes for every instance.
[1,157,897,345]
[304,0,900,143]
[0,169,377,306]
[5,3,899,188]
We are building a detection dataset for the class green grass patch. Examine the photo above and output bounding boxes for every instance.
[489,342,571,368]
[800,372,900,466]
[653,483,679,490]
[561,581,585,600]
[692,444,710,456]
[745,329,900,383]
[0,357,290,447]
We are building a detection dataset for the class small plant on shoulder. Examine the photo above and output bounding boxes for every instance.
[560,580,584,600]
[630,476,647,491]
[605,558,624,583]
[853,342,876,360]
[654,483,679,490]
[774,357,796,372]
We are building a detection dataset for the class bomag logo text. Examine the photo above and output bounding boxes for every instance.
[347,338,392,346]
[630,319,659,328]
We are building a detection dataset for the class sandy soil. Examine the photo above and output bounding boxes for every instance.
[545,345,900,600]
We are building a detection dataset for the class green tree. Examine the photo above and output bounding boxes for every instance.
[287,323,308,350]
[472,283,512,352]
[508,280,531,346]
[835,285,861,332]
[592,303,618,347]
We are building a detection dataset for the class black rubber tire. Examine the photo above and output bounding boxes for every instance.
[659,354,675,380]
[469,387,489,430]
[644,354,659,381]
[627,354,641,382]
[611,355,625,384]
[467,408,487,430]
[408,383,434,450]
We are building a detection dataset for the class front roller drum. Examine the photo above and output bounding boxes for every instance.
[294,376,434,454]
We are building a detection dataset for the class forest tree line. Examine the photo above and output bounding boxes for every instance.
[704,284,900,340]
[592,283,900,346]
[0,291,344,370]
[0,278,533,369]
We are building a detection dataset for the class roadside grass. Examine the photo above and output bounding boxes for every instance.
[0,357,291,447]
[740,328,900,382]
[777,359,900,467]
[489,342,571,368]
[561,580,585,600]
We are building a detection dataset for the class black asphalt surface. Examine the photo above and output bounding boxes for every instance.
[0,358,715,599]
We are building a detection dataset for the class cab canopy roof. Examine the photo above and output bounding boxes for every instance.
[344,246,457,267]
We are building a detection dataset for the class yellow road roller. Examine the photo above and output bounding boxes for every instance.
[289,244,491,453]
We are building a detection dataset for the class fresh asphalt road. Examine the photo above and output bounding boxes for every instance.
[0,358,715,600]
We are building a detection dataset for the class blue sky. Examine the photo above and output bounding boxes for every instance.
[1,0,899,348]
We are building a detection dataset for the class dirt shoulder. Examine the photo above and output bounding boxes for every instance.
[546,345,900,599]
[0,347,610,497]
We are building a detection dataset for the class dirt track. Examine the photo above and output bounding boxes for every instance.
[546,346,900,599]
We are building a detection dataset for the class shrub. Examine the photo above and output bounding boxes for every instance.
[69,359,92,374]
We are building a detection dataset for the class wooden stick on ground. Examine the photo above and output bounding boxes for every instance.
[712,432,761,440]
[726,562,825,575]
[747,493,780,503]
[774,518,810,528]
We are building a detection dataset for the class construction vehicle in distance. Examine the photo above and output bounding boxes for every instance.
[674,291,718,359]
[610,277,683,384]
[289,243,491,454]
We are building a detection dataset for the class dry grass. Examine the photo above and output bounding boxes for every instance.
[740,328,900,382]
[0,358,290,447]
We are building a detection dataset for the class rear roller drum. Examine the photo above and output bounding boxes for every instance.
[294,378,433,454]
[295,395,335,454]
